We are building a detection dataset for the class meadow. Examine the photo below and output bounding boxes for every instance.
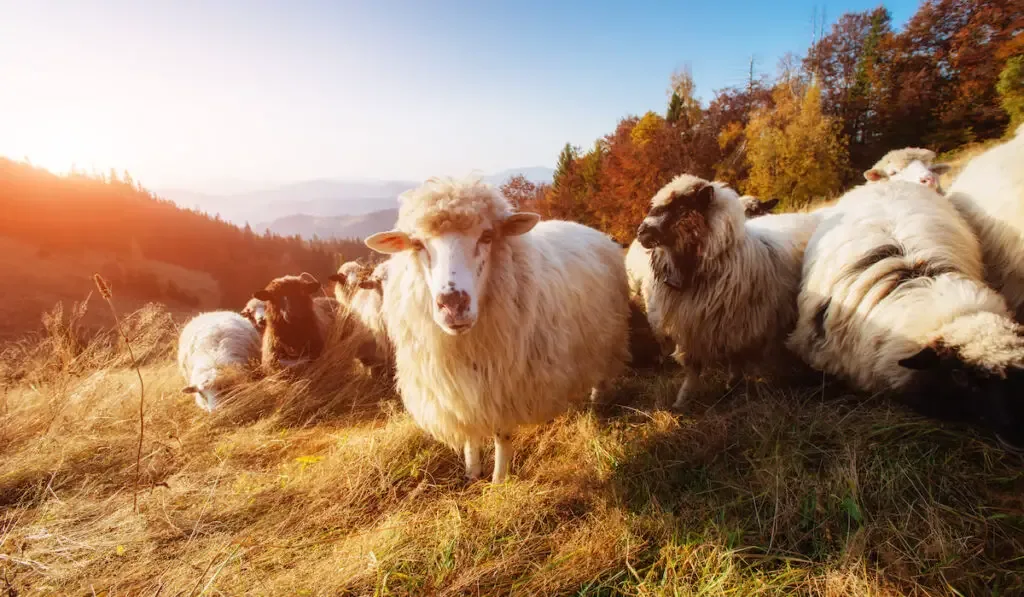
[1,298,1022,596]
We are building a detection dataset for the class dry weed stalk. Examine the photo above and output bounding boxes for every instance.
[93,273,146,513]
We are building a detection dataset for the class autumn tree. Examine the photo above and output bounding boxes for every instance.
[998,56,1024,131]
[499,174,543,210]
[745,80,847,210]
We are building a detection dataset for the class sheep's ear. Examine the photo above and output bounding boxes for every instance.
[327,274,343,283]
[253,290,272,301]
[864,169,886,182]
[366,231,413,254]
[760,198,780,211]
[182,385,198,394]
[502,212,541,236]
[898,346,940,370]
[929,163,951,175]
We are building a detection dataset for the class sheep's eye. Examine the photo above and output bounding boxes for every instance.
[479,230,494,244]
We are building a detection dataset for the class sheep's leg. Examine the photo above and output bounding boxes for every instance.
[492,432,513,484]
[463,439,482,481]
[672,364,702,410]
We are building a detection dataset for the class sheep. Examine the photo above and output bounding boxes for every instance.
[787,179,1024,450]
[240,297,266,333]
[328,260,393,372]
[364,176,630,483]
[627,194,779,302]
[636,174,821,409]
[945,128,1024,321]
[253,273,338,372]
[332,261,366,301]
[177,311,261,412]
[863,147,950,191]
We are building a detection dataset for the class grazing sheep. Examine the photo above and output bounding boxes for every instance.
[636,174,820,409]
[788,180,1024,449]
[328,260,393,372]
[946,128,1024,321]
[177,311,260,412]
[739,195,781,218]
[863,147,950,191]
[365,176,630,483]
[253,273,337,372]
[240,297,266,333]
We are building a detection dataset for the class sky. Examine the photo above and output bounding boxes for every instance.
[0,0,921,193]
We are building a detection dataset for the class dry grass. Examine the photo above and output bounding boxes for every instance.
[2,303,1023,596]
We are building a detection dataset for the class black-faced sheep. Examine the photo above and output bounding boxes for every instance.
[178,311,261,412]
[253,273,337,373]
[946,126,1024,321]
[788,179,1024,450]
[365,176,630,483]
[636,174,820,409]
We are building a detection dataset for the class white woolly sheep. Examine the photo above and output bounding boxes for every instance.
[863,147,950,192]
[365,176,630,483]
[946,128,1024,321]
[252,273,338,372]
[177,311,261,412]
[332,261,366,301]
[636,174,821,409]
[788,180,1024,449]
[328,260,393,372]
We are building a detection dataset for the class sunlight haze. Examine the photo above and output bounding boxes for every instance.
[0,0,918,192]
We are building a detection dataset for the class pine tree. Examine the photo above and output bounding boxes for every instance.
[666,92,683,124]
[552,142,578,192]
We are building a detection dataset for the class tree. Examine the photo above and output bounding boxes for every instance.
[666,91,683,124]
[745,81,848,210]
[998,56,1024,131]
[499,174,539,209]
[552,143,578,192]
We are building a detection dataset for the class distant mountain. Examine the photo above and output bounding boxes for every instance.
[482,167,554,186]
[158,168,553,234]
[257,208,399,241]
[158,179,416,226]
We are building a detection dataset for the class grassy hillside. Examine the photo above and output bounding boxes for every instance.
[1,302,1022,595]
[0,159,373,338]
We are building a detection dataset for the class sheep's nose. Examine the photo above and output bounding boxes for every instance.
[637,222,660,249]
[437,290,470,315]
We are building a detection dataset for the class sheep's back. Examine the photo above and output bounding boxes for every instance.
[948,133,1024,316]
[177,311,260,380]
[789,182,993,391]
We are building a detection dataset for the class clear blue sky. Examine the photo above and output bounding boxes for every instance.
[0,0,921,192]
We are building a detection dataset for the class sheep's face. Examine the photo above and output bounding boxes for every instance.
[636,181,715,291]
[864,160,950,192]
[253,275,321,326]
[899,345,1024,451]
[241,299,267,332]
[365,213,540,335]
[328,262,370,300]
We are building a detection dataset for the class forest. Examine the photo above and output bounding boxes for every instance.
[503,0,1023,244]
[0,158,372,309]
